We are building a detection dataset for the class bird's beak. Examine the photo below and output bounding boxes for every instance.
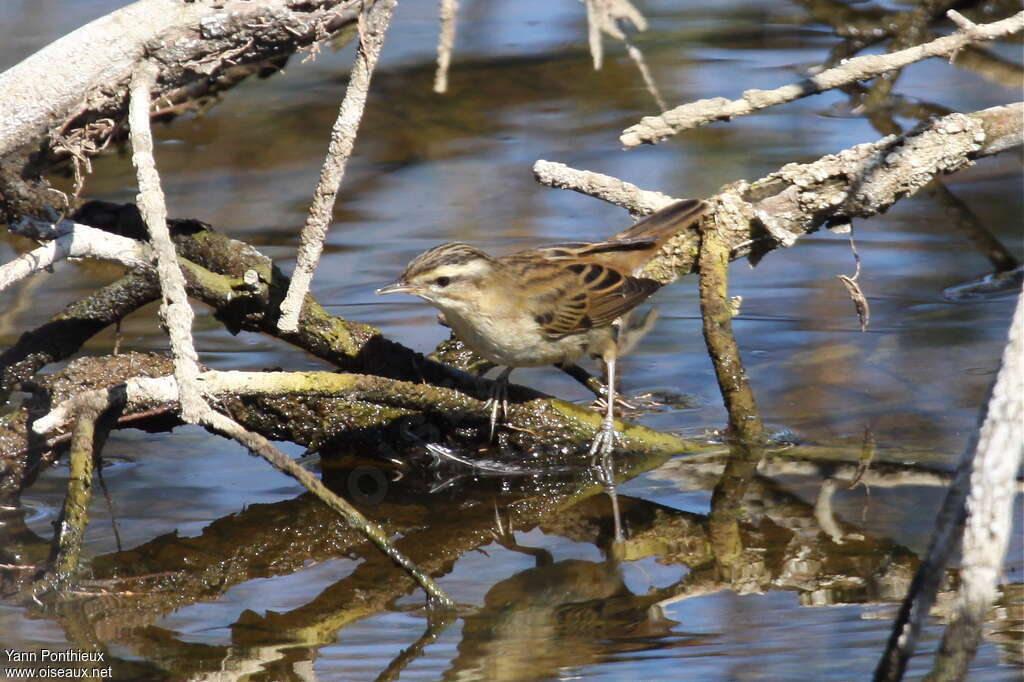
[376,281,417,295]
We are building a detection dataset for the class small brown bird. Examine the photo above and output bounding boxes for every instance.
[377,199,707,456]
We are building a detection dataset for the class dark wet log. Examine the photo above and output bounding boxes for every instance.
[0,273,159,394]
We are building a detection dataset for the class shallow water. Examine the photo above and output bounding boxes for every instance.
[1,1,1022,680]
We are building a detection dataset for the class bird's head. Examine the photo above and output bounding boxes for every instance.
[376,242,498,313]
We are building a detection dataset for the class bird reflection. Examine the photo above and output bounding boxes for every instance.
[445,541,678,681]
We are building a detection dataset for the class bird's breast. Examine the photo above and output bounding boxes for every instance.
[441,304,599,368]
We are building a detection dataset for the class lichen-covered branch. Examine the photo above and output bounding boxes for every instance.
[698,215,767,571]
[31,369,700,463]
[697,215,764,443]
[277,0,397,333]
[619,10,1023,147]
[29,365,455,607]
[46,393,108,590]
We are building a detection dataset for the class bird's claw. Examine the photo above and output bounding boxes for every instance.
[588,414,620,464]
[483,372,510,440]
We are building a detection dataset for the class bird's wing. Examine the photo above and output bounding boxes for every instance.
[525,255,660,338]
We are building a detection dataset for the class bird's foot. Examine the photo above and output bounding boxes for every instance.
[588,414,620,463]
[483,371,511,440]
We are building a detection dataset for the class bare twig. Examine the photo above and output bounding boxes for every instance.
[277,0,398,333]
[129,62,206,423]
[620,11,1024,147]
[532,159,679,217]
[433,0,458,93]
[583,0,648,70]
[0,219,150,293]
[622,32,667,112]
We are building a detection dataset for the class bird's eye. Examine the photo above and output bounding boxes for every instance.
[434,276,451,287]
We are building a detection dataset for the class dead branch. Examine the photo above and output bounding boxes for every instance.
[532,160,678,217]
[538,102,1023,284]
[277,0,398,333]
[876,287,1024,681]
[129,63,206,423]
[0,0,376,224]
[619,11,1023,147]
[433,0,459,93]
[0,220,149,292]
[124,57,452,607]
[928,286,1023,677]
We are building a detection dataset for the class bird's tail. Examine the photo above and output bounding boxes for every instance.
[611,198,707,247]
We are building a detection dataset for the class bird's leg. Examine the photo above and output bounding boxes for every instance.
[484,366,513,440]
[590,346,625,542]
[589,343,624,542]
[588,348,620,461]
[559,363,636,410]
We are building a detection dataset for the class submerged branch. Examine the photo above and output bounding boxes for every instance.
[29,365,456,607]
